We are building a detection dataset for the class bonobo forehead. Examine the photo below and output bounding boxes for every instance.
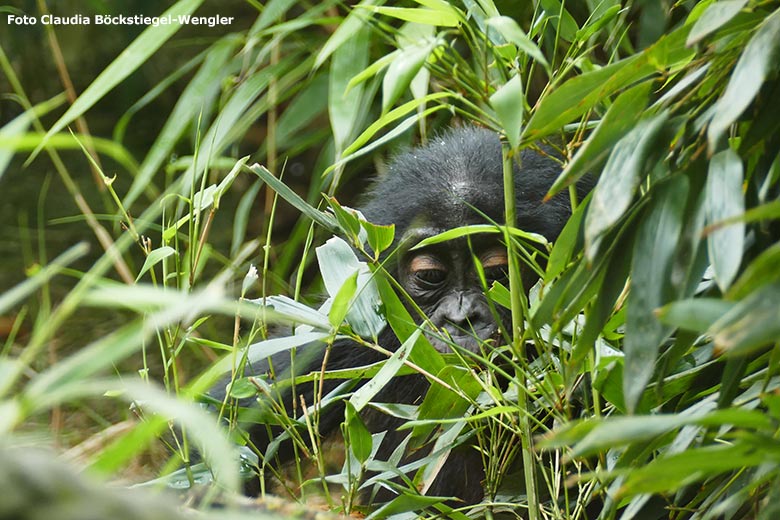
[360,126,573,244]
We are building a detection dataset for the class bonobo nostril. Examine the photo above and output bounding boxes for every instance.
[440,291,491,331]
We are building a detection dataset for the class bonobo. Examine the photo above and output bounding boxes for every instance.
[213,126,585,504]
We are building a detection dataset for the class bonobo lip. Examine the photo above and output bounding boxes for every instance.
[425,325,497,354]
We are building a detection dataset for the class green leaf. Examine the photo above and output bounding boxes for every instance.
[374,273,445,374]
[329,271,359,328]
[706,149,745,292]
[0,93,67,179]
[412,224,547,249]
[712,199,780,229]
[410,365,481,444]
[242,332,330,368]
[123,35,239,208]
[368,493,452,519]
[584,111,669,260]
[758,477,780,520]
[402,405,519,427]
[276,72,329,145]
[316,237,386,338]
[361,220,395,258]
[575,4,621,41]
[344,401,373,464]
[710,282,780,356]
[531,261,581,329]
[327,197,363,239]
[0,243,88,318]
[544,191,590,282]
[708,8,780,149]
[618,442,777,497]
[315,0,382,69]
[489,74,524,150]
[413,0,461,13]
[32,0,205,160]
[686,0,747,45]
[260,296,331,330]
[231,182,262,257]
[342,92,452,156]
[655,298,735,332]
[346,50,399,93]
[550,80,654,198]
[727,242,780,300]
[329,10,371,153]
[539,0,579,41]
[525,54,645,140]
[546,409,772,456]
[486,281,511,309]
[525,27,689,140]
[162,185,217,242]
[382,36,440,112]
[227,377,260,399]
[624,175,688,413]
[362,6,460,26]
[349,329,420,411]
[169,56,310,206]
[486,16,549,70]
[252,0,298,32]
[249,163,337,232]
[135,246,176,282]
[571,234,631,368]
[1,132,139,175]
[327,103,452,173]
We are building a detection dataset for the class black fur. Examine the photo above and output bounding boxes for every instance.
[211,126,587,504]
[362,126,573,244]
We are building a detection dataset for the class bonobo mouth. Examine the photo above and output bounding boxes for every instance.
[425,324,499,354]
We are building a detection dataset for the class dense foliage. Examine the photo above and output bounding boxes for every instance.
[1,0,779,518]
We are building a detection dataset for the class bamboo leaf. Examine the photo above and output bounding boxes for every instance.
[344,401,373,463]
[315,0,382,69]
[550,80,654,198]
[708,8,780,149]
[135,247,176,282]
[123,35,238,208]
[711,282,780,356]
[687,0,747,45]
[362,6,459,26]
[706,149,745,291]
[350,330,420,411]
[486,16,549,70]
[624,175,688,413]
[584,111,669,260]
[316,237,386,338]
[489,74,524,150]
[329,11,371,153]
[655,298,735,332]
[32,0,205,160]
[382,36,440,112]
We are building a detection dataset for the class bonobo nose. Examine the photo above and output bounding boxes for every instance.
[428,290,496,354]
[436,291,492,331]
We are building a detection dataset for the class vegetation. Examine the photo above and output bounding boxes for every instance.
[1,0,779,518]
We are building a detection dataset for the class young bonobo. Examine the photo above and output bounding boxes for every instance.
[213,126,583,505]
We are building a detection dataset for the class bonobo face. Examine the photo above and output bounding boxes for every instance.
[359,127,587,353]
[399,230,511,354]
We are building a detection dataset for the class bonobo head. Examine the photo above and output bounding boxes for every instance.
[360,126,581,353]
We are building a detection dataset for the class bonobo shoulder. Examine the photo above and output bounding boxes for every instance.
[360,126,585,243]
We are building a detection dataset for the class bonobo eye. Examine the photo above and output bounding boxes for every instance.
[408,254,448,289]
[480,248,509,284]
[415,268,447,286]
